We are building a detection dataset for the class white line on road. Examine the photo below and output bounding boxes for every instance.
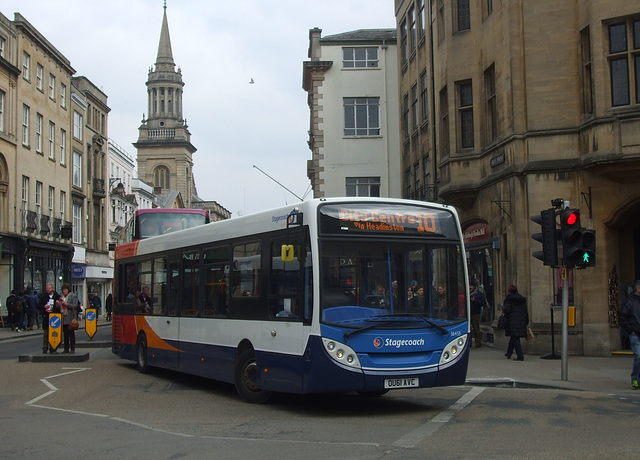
[392,386,485,448]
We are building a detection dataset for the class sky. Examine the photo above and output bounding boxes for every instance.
[6,0,396,217]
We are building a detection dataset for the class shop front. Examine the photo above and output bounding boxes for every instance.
[463,223,496,325]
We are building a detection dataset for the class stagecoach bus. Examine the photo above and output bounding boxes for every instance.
[112,198,470,402]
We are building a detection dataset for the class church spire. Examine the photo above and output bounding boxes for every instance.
[155,1,175,71]
[135,1,196,208]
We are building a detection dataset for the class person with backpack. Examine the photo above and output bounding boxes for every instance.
[12,292,26,332]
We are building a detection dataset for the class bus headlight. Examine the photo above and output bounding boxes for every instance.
[322,338,361,369]
[439,335,467,365]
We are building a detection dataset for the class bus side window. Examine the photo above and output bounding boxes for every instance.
[153,257,167,315]
[181,251,200,317]
[168,261,180,316]
[202,246,230,317]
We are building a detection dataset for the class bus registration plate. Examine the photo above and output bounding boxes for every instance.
[384,377,419,389]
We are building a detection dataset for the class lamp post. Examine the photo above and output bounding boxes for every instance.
[109,178,125,194]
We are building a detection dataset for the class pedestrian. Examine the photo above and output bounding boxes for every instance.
[91,292,102,317]
[13,292,26,333]
[502,285,529,361]
[6,290,16,331]
[105,293,113,321]
[620,280,640,390]
[469,280,486,348]
[38,283,61,354]
[60,283,79,354]
[24,289,35,330]
[30,290,40,329]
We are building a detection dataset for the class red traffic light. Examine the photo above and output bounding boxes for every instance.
[565,211,579,226]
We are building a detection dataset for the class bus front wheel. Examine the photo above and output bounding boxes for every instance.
[136,334,149,374]
[234,349,272,403]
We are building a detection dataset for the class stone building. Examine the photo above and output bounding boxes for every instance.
[303,28,401,199]
[69,76,111,304]
[0,12,77,306]
[394,0,640,355]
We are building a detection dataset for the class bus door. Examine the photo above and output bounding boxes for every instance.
[259,235,311,393]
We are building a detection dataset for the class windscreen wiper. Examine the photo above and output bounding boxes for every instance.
[343,321,389,340]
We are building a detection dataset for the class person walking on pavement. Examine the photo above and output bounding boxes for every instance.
[469,280,485,348]
[620,280,640,389]
[105,293,113,321]
[38,283,61,354]
[502,285,528,361]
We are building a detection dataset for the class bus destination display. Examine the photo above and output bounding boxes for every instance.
[319,204,456,237]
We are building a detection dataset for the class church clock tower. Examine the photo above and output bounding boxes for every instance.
[134,3,196,207]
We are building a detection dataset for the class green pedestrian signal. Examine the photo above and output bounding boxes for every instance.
[559,207,596,268]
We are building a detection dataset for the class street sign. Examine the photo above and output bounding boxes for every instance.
[48,313,62,351]
[85,308,97,338]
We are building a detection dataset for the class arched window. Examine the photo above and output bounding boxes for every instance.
[154,166,170,190]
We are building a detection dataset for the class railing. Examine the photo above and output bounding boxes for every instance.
[39,214,50,234]
[147,129,175,139]
[407,184,438,202]
[21,209,71,240]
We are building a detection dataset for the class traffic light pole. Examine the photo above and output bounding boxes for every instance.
[561,266,569,381]
[560,200,570,381]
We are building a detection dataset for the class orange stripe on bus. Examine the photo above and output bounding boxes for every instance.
[115,240,140,259]
[135,316,183,353]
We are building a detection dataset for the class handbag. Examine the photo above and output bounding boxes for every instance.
[69,318,79,331]
[497,314,507,330]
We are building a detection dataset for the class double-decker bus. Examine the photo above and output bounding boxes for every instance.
[118,208,210,244]
[112,198,470,402]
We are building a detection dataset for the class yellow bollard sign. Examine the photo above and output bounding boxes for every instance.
[85,308,97,338]
[48,313,62,351]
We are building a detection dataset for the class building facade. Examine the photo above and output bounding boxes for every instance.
[107,139,137,245]
[394,0,640,355]
[303,28,401,199]
[0,12,77,310]
[69,76,111,306]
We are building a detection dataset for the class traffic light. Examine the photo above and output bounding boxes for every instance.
[559,207,596,268]
[531,208,558,266]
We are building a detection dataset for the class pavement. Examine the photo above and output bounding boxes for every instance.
[1,321,637,396]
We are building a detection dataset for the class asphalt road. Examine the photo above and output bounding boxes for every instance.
[1,327,638,459]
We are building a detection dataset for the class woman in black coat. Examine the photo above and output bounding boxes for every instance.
[502,285,529,361]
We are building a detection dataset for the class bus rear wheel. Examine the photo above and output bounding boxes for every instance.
[136,334,149,374]
[234,349,272,403]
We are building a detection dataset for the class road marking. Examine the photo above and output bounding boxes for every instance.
[25,368,91,405]
[392,386,485,448]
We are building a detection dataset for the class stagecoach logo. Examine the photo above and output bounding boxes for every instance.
[373,336,425,349]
